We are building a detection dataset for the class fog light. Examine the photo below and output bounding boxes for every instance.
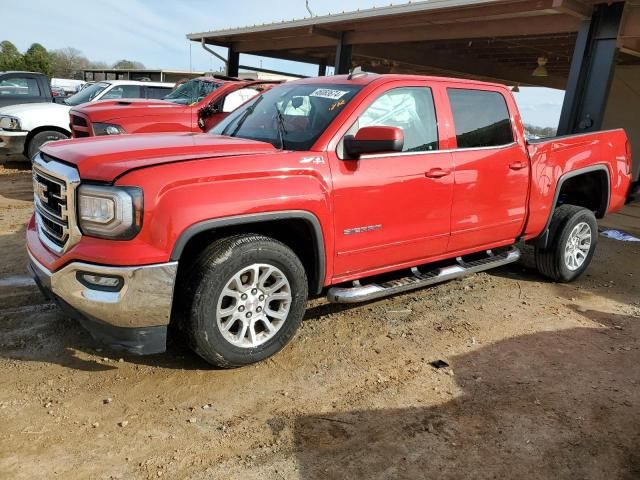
[77,272,123,291]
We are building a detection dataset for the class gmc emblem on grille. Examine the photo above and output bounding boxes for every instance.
[33,178,48,203]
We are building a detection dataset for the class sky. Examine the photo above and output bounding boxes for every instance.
[4,0,565,128]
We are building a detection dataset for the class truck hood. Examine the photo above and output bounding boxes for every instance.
[71,99,185,122]
[0,102,71,132]
[41,133,277,182]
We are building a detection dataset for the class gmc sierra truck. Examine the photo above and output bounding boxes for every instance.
[27,73,633,368]
[68,76,281,138]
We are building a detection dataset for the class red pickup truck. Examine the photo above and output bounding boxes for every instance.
[27,73,633,367]
[68,75,279,137]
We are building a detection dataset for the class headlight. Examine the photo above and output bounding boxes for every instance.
[92,123,126,136]
[0,116,21,131]
[78,185,142,239]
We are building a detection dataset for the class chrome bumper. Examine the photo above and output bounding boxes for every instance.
[28,251,178,354]
[0,131,27,155]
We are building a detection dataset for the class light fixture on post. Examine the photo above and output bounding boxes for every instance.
[532,57,549,77]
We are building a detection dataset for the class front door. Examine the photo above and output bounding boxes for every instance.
[329,85,454,279]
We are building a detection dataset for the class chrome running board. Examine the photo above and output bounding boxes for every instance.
[327,247,520,304]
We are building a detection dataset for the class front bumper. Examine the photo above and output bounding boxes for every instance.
[27,250,178,355]
[0,130,27,155]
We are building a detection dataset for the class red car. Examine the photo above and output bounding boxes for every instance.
[68,75,281,137]
[28,73,633,367]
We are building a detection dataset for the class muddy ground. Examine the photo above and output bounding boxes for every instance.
[0,159,638,480]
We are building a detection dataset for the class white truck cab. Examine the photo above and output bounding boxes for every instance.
[0,80,174,160]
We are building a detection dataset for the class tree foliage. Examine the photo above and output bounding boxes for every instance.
[112,59,145,70]
[50,47,91,79]
[23,43,51,76]
[0,40,146,79]
[0,40,23,71]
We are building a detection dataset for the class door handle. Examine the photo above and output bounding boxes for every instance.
[509,161,528,170]
[425,168,451,178]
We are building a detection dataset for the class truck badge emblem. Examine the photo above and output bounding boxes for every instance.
[344,224,382,235]
[33,178,48,203]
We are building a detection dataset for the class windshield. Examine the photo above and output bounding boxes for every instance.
[163,79,222,105]
[211,83,363,151]
[64,82,109,106]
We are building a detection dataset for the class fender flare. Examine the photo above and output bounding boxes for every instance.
[170,210,326,295]
[535,165,610,248]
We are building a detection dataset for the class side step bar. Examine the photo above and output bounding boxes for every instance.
[327,247,520,304]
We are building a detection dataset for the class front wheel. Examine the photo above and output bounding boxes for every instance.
[27,130,69,160]
[183,234,308,368]
[535,205,598,282]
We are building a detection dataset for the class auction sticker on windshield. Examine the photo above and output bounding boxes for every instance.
[310,88,349,100]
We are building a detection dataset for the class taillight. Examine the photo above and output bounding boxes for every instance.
[625,140,632,175]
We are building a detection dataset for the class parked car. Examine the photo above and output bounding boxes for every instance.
[50,85,67,99]
[69,76,281,138]
[0,80,174,160]
[0,71,54,108]
[27,73,633,367]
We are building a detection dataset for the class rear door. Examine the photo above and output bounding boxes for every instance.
[445,86,529,252]
[329,82,454,279]
[0,73,47,107]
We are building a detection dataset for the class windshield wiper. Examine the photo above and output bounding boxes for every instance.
[274,105,288,150]
[223,96,263,137]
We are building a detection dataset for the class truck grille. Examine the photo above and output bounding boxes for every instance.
[32,154,81,254]
[70,113,92,138]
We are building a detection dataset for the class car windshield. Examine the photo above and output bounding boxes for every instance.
[64,82,109,106]
[211,83,363,151]
[163,78,222,105]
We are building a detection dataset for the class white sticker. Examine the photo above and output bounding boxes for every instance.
[310,88,349,100]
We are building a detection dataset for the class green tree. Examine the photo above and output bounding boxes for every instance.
[23,43,51,76]
[112,59,145,70]
[0,40,24,71]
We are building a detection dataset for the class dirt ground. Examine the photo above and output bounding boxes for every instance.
[0,159,638,480]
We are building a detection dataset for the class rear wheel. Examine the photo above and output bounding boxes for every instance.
[183,234,308,368]
[535,205,597,282]
[27,130,69,160]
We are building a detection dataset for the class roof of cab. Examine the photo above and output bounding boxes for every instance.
[99,80,175,87]
[290,73,508,90]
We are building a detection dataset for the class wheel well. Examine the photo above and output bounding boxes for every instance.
[175,218,323,296]
[556,170,609,218]
[24,126,71,155]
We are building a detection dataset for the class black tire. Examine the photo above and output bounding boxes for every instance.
[535,205,598,282]
[183,234,308,368]
[27,130,69,160]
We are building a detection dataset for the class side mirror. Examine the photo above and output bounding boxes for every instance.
[344,126,404,158]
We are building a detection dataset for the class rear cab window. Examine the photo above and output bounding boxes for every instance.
[447,88,513,148]
[100,84,143,100]
[0,76,41,98]
[145,86,173,100]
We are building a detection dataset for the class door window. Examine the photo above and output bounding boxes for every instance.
[447,89,513,148]
[100,85,143,100]
[0,76,40,97]
[346,87,439,153]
